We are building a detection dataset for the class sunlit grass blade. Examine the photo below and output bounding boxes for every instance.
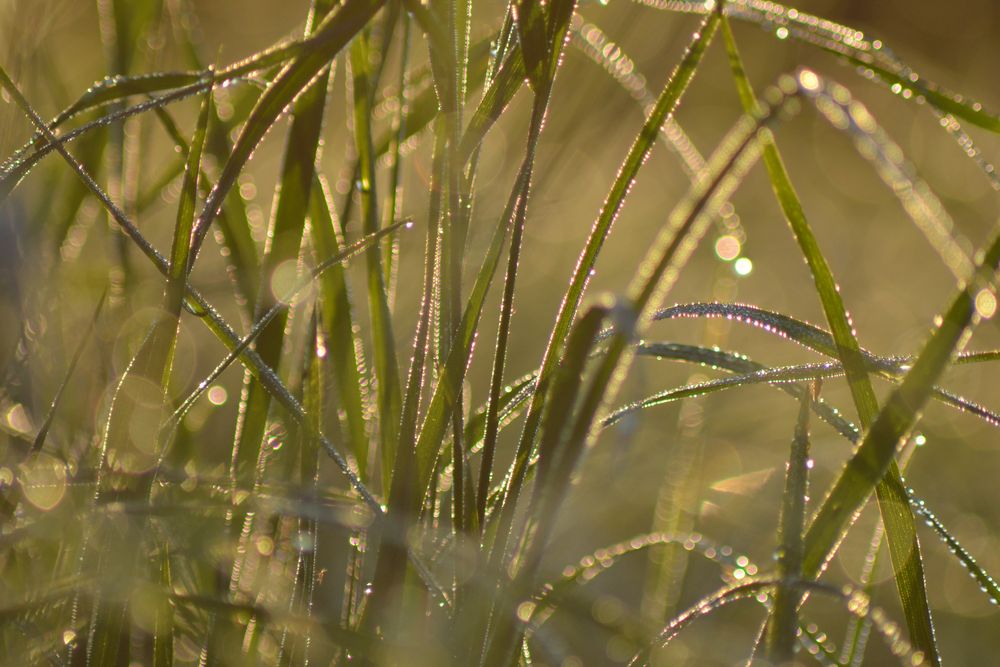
[188,0,385,261]
[350,24,403,490]
[801,195,1000,613]
[908,493,1000,606]
[647,0,1000,135]
[630,576,925,667]
[490,8,720,583]
[722,25,938,661]
[1,82,212,200]
[648,302,1000,428]
[309,177,373,474]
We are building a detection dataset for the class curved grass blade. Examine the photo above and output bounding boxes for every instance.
[629,577,925,667]
[647,302,1000,428]
[489,8,720,584]
[188,0,386,262]
[800,179,1000,621]
[722,26,938,660]
[908,493,1000,606]
[640,0,1000,136]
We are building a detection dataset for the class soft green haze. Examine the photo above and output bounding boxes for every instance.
[1,0,999,664]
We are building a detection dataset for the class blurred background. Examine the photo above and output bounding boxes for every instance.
[2,0,999,664]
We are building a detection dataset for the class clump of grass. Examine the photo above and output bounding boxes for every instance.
[1,0,999,664]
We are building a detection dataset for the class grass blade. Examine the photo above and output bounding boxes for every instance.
[350,24,403,490]
[490,8,720,582]
[722,24,939,661]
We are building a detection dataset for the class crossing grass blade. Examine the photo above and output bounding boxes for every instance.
[801,224,1000,609]
[188,0,386,260]
[721,23,939,662]
[489,9,721,581]
[308,177,373,475]
[227,0,337,486]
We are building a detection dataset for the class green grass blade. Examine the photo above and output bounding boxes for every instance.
[228,11,335,488]
[514,0,549,92]
[351,26,403,490]
[188,0,385,261]
[801,212,1000,600]
[484,304,609,667]
[153,548,174,667]
[459,45,526,164]
[309,177,373,475]
[766,395,811,663]
[411,162,520,511]
[908,493,1000,606]
[362,125,446,637]
[722,24,939,661]
[490,8,720,577]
